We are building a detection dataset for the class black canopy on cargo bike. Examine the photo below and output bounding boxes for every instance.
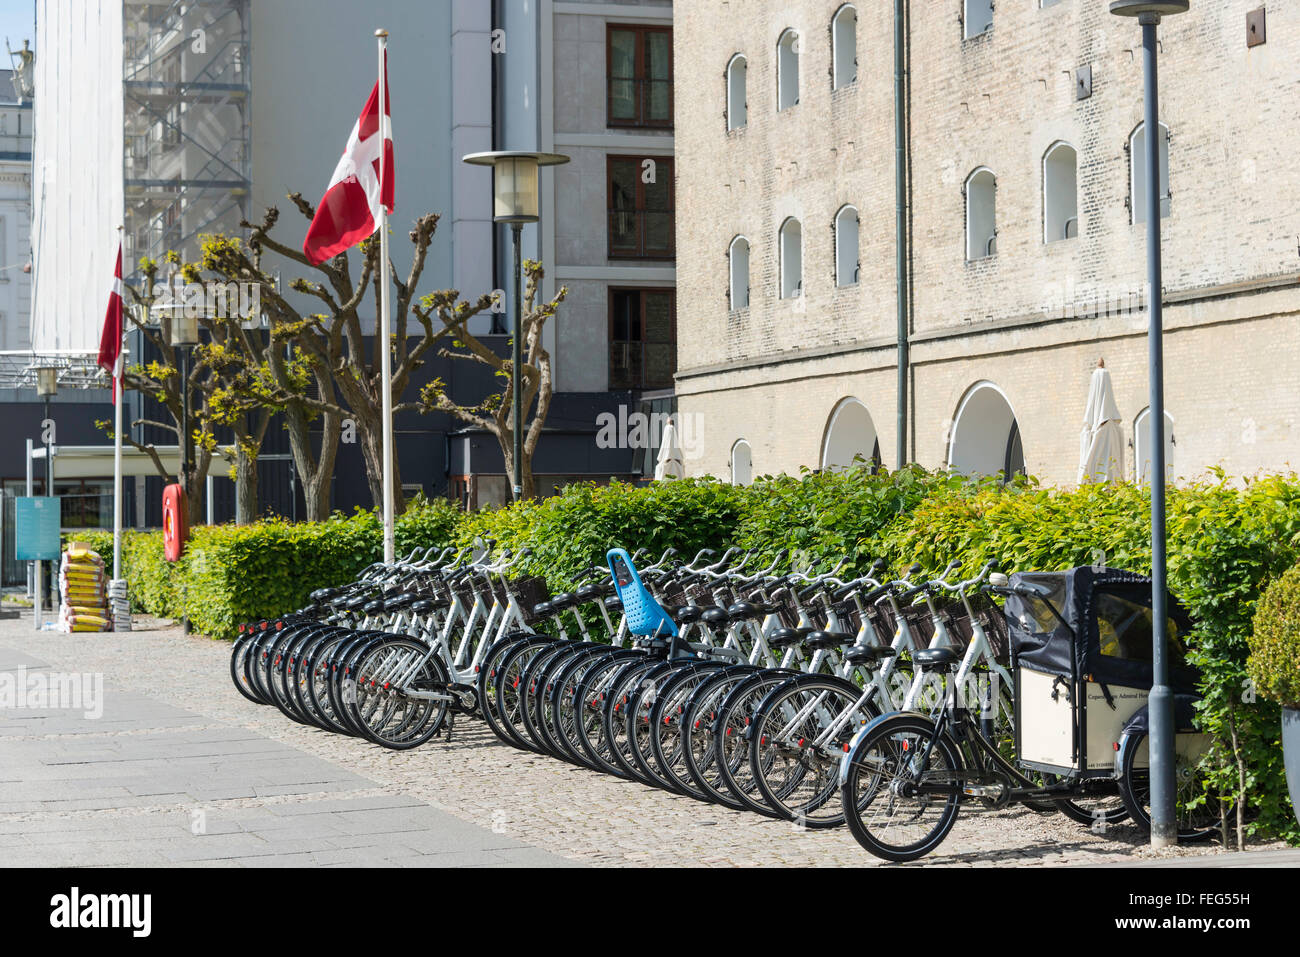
[1003,566,1200,695]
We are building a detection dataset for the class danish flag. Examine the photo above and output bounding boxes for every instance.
[97,242,125,400]
[303,56,395,265]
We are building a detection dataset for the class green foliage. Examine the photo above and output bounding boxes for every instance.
[735,466,970,574]
[455,478,749,592]
[1249,566,1300,710]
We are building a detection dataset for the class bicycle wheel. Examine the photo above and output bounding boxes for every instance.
[572,652,644,777]
[748,674,880,827]
[230,632,266,705]
[305,630,355,736]
[606,659,675,784]
[841,713,964,863]
[549,646,627,769]
[494,638,564,753]
[476,635,538,745]
[351,637,450,750]
[1117,730,1222,841]
[713,670,802,816]
[679,665,765,809]
[648,661,731,799]
[628,660,715,791]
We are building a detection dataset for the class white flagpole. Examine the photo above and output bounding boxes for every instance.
[376,29,395,564]
[113,228,124,584]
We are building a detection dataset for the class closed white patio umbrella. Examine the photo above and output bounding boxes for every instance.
[1078,359,1124,484]
[654,416,685,481]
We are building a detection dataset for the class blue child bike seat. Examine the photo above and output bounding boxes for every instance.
[606,547,677,638]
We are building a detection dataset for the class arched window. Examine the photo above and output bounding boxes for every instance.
[1043,142,1078,242]
[731,439,753,486]
[729,235,750,310]
[1130,122,1170,224]
[821,398,880,471]
[777,29,800,111]
[964,0,994,39]
[949,382,1025,481]
[834,205,859,287]
[965,167,997,261]
[832,5,858,90]
[726,54,747,131]
[1134,408,1175,484]
[779,217,802,299]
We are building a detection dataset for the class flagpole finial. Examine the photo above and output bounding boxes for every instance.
[375,28,388,38]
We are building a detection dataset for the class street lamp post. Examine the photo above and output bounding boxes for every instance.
[462,151,570,501]
[1110,0,1189,849]
[35,365,58,617]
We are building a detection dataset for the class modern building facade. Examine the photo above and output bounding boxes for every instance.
[16,0,679,535]
[0,68,31,353]
[674,1,1299,486]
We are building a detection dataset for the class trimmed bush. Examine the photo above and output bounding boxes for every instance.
[1249,564,1300,710]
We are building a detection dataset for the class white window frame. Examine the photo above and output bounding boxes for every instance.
[729,235,750,310]
[777,29,800,111]
[779,217,802,299]
[832,5,858,90]
[726,54,748,131]
[834,205,859,287]
[965,167,997,261]
[1042,141,1079,243]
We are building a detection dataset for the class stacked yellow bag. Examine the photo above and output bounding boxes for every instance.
[59,545,111,633]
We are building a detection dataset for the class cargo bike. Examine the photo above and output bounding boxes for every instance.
[838,566,1222,862]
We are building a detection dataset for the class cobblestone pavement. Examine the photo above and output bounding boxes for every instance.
[1,612,1287,867]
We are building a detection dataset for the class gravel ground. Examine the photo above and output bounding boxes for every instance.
[3,612,1285,867]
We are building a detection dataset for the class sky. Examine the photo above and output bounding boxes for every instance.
[0,0,34,62]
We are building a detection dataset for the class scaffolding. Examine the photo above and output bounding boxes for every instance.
[121,0,251,286]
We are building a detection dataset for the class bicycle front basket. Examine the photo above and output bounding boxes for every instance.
[510,575,551,626]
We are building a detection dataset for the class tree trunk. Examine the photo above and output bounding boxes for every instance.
[235,446,258,524]
[284,404,341,523]
[358,410,407,515]
[499,436,536,502]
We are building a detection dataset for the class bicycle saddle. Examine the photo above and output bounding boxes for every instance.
[343,594,370,611]
[673,605,704,623]
[410,599,437,615]
[550,592,578,610]
[806,630,853,651]
[384,593,418,612]
[769,626,814,648]
[532,601,554,618]
[912,647,959,671]
[726,600,766,620]
[362,599,387,615]
[310,587,339,603]
[576,583,605,602]
[604,596,623,612]
[844,645,898,665]
[701,606,731,626]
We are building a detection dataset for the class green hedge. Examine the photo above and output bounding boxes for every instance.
[78,468,1300,844]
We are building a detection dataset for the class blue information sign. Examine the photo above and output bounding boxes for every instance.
[15,497,61,561]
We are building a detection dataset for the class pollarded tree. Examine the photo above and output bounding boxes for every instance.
[419,259,568,501]
[200,195,498,515]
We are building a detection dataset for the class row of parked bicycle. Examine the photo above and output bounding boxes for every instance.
[231,541,1214,860]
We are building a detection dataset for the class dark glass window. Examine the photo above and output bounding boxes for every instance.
[608,25,673,128]
[608,156,674,259]
[609,289,676,390]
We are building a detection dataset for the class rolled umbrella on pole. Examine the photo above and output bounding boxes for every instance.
[1078,359,1125,485]
[653,417,685,481]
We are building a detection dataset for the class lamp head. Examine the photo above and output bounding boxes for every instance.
[462,151,571,224]
[1109,1,1189,22]
[35,366,58,397]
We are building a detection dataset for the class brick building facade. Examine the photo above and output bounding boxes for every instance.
[673,0,1299,485]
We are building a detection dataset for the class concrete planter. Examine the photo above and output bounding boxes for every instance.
[1285,708,1300,829]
